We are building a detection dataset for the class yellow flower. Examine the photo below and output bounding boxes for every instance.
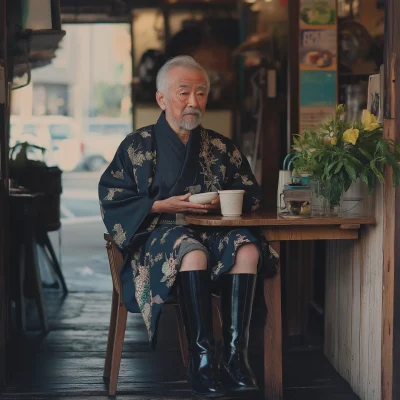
[331,137,338,145]
[343,128,359,145]
[361,110,380,131]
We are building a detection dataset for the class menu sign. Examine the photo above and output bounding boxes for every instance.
[300,29,337,71]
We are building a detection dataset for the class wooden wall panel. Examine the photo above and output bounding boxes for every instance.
[324,0,400,398]
[324,183,383,400]
[350,238,361,391]
[382,1,400,399]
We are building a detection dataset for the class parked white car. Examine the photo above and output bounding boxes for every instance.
[10,115,84,172]
[80,118,132,171]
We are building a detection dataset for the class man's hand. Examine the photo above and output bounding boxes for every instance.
[151,193,208,214]
[205,195,220,212]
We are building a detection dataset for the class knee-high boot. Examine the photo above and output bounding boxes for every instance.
[177,270,226,398]
[219,273,259,394]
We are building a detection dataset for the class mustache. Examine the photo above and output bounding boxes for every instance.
[182,109,202,117]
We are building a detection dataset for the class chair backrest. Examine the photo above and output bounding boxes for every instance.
[104,232,124,294]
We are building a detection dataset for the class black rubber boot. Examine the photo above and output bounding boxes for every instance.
[177,271,226,398]
[219,274,259,395]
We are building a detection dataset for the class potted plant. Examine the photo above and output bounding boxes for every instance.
[10,141,63,231]
[291,105,400,215]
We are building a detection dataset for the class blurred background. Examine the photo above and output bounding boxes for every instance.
[7,0,384,292]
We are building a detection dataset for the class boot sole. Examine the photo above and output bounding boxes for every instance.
[225,386,260,398]
[188,378,227,398]
[219,368,259,397]
[192,391,228,398]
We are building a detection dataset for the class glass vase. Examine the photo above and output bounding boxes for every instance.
[328,181,345,217]
[329,201,343,217]
[310,179,330,217]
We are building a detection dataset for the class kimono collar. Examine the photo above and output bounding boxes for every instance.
[155,111,187,152]
[154,112,201,196]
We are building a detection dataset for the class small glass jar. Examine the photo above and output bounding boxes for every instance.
[310,179,330,217]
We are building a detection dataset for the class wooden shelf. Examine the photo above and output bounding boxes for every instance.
[339,72,377,77]
[10,29,66,77]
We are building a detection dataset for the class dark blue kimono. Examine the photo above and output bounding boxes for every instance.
[98,112,278,347]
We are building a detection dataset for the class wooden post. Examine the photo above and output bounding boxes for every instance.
[0,0,9,391]
[382,1,400,399]
[263,241,282,400]
[129,16,136,131]
[284,0,316,340]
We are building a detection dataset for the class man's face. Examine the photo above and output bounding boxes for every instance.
[157,66,208,132]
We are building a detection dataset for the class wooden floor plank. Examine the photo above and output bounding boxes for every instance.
[1,291,359,400]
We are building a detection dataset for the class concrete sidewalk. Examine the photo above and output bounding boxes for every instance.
[46,220,111,292]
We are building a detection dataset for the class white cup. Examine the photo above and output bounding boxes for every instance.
[218,190,245,217]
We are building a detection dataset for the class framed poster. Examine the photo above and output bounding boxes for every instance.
[300,71,337,106]
[300,29,337,71]
[300,0,336,27]
[367,67,384,122]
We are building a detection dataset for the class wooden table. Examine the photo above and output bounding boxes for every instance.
[185,211,375,400]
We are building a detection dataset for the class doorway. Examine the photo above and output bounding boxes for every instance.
[10,23,133,293]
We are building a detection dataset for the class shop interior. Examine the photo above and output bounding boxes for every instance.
[0,0,390,399]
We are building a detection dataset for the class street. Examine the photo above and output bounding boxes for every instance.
[61,171,102,221]
[47,170,112,292]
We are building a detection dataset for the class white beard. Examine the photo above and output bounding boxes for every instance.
[167,110,202,131]
[179,114,202,130]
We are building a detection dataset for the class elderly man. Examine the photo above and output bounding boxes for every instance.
[99,55,277,398]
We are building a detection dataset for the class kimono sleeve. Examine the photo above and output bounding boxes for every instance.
[226,144,262,213]
[98,135,158,253]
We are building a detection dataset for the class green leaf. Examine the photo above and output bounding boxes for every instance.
[393,165,400,186]
[358,148,373,161]
[361,173,369,188]
[370,173,376,190]
[344,160,357,181]
[334,161,343,174]
[348,155,364,168]
[385,151,398,165]
[370,160,385,183]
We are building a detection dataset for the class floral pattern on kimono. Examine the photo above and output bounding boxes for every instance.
[131,224,276,343]
[98,112,278,348]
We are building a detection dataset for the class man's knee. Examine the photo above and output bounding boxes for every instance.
[180,249,208,271]
[236,243,259,265]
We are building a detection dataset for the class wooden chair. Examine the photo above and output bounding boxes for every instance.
[103,233,223,396]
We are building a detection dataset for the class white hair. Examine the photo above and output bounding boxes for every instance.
[156,55,210,95]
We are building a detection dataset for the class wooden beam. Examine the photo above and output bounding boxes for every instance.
[263,241,283,400]
[287,0,299,151]
[284,0,315,340]
[0,0,9,391]
[263,226,359,242]
[382,0,400,398]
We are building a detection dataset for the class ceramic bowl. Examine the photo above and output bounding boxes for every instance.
[189,192,218,204]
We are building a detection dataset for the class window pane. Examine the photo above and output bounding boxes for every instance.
[49,124,72,139]
[22,124,38,136]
